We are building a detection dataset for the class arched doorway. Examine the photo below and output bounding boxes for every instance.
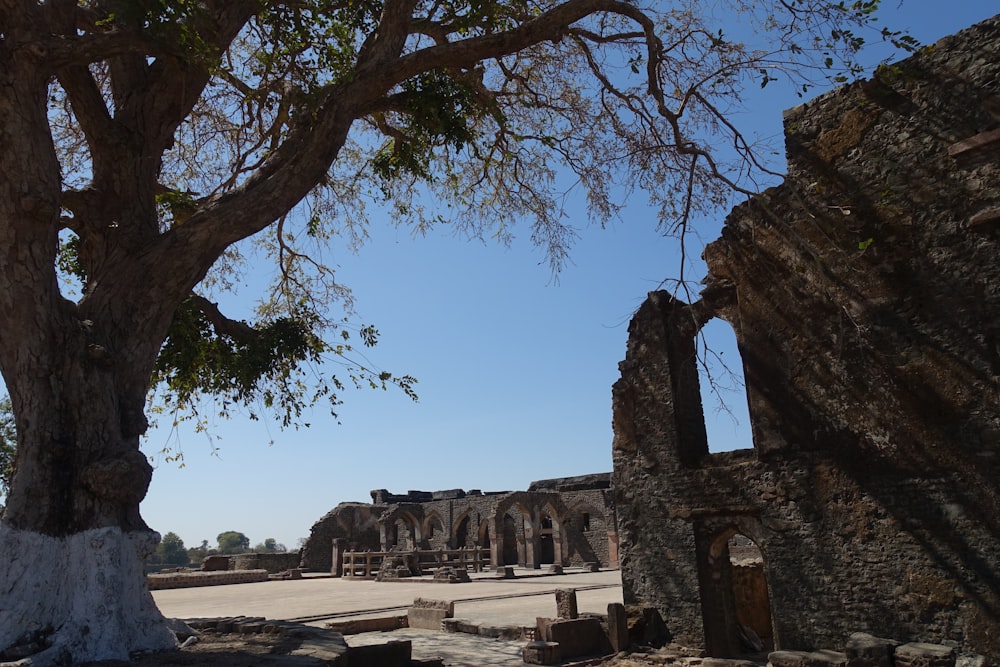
[502,514,519,565]
[697,526,774,658]
[539,514,555,564]
[454,514,471,549]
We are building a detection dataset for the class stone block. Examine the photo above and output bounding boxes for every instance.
[345,639,411,667]
[523,641,561,665]
[846,632,899,667]
[496,566,515,579]
[607,603,629,653]
[536,617,556,642]
[546,617,607,660]
[768,650,848,667]
[895,643,957,667]
[555,588,578,619]
[412,597,454,615]
[201,555,231,571]
[583,562,600,572]
[407,607,448,630]
[455,619,480,634]
[703,659,760,667]
[326,616,406,635]
[547,564,564,575]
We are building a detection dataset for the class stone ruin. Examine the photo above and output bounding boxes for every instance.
[613,13,1000,662]
[300,473,617,574]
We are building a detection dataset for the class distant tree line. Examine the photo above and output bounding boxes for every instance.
[147,530,293,568]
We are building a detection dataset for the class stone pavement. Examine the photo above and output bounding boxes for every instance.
[153,568,624,665]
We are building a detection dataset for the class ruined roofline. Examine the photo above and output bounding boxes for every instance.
[369,488,511,504]
[527,472,612,492]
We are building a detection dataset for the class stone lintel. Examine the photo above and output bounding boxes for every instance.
[948,127,1000,159]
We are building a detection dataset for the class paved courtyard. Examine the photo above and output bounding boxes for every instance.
[153,568,624,665]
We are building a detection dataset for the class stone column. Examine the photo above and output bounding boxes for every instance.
[330,538,348,577]
[555,589,578,619]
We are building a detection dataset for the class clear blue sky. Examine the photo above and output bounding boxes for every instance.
[139,3,999,552]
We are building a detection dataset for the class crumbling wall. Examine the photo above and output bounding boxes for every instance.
[613,15,1000,661]
[299,502,384,571]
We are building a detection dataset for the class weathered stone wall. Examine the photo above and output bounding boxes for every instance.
[613,15,1000,661]
[147,569,269,590]
[299,502,385,571]
[230,552,301,573]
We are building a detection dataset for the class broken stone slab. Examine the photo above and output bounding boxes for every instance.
[477,624,521,639]
[235,619,270,634]
[768,649,848,667]
[895,643,957,667]
[846,632,899,667]
[325,616,406,635]
[523,641,561,666]
[290,635,351,665]
[546,617,609,660]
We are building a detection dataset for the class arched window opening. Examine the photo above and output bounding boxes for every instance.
[697,318,753,453]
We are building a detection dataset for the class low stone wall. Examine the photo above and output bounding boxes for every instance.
[147,569,269,590]
[230,552,301,573]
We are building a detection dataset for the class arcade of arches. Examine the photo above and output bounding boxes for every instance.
[300,474,618,573]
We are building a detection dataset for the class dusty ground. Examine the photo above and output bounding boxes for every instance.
[95,633,321,666]
[97,632,708,667]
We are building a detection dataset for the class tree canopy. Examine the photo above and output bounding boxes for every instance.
[216,530,252,554]
[29,0,912,434]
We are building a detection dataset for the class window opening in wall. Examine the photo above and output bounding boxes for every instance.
[582,513,591,531]
[698,318,753,453]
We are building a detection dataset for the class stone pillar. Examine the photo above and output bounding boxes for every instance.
[608,603,629,653]
[555,589,578,619]
[607,530,619,568]
[330,538,348,577]
[525,518,540,569]
[489,519,501,569]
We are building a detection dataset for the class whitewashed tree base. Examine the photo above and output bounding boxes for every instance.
[0,524,178,665]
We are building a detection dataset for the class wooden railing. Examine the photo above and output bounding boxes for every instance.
[342,548,487,578]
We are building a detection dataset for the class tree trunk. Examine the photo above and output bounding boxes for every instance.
[0,24,183,663]
[0,309,178,664]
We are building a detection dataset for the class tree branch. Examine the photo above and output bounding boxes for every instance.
[189,294,257,342]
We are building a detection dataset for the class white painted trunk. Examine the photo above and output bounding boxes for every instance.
[0,524,177,665]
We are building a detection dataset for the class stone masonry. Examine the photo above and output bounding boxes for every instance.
[301,473,617,573]
[613,14,1000,662]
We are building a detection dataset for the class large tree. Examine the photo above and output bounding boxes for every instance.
[0,0,909,662]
